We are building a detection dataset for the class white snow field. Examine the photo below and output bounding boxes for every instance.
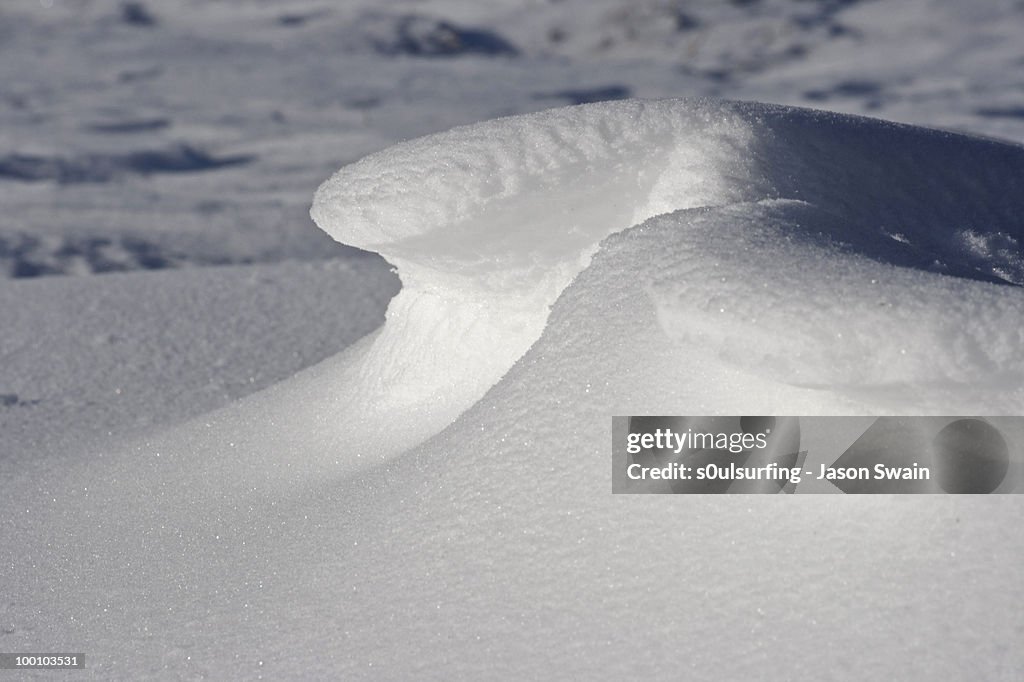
[3,98,1024,680]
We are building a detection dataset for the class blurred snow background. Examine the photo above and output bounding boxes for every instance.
[2,0,1023,279]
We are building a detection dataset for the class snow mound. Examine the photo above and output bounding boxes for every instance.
[58,98,1019,494]
[304,99,1023,480]
[302,99,765,475]
[5,99,1024,679]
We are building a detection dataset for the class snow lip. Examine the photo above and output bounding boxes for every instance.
[309,97,764,251]
[305,98,771,469]
[303,97,1024,479]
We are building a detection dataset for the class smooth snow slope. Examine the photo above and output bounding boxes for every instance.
[4,100,1024,680]
[0,258,399,466]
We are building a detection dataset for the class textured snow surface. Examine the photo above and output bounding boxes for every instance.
[4,99,1024,679]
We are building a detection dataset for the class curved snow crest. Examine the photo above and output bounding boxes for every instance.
[311,98,762,252]
[309,97,1024,469]
[309,98,767,462]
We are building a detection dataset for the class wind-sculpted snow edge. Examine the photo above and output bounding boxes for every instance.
[308,99,767,470]
[307,98,1024,479]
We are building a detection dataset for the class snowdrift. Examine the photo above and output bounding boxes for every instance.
[4,99,1024,679]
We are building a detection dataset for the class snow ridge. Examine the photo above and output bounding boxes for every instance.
[307,99,1024,474]
[308,99,765,464]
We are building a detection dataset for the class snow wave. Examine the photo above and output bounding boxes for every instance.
[305,98,1024,477]
[307,99,763,465]
[16,98,1020,490]
[91,98,1021,495]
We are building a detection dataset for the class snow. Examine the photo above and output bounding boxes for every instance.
[3,1,1024,679]
[5,96,1024,679]
[0,257,398,469]
[306,100,763,463]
